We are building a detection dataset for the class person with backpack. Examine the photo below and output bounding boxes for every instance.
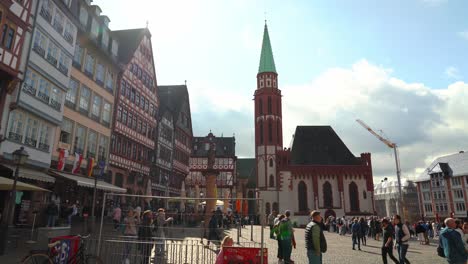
[381,218,399,264]
[351,218,362,250]
[439,218,467,264]
[393,214,411,264]
[305,210,327,264]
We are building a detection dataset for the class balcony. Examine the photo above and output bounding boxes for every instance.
[50,99,61,111]
[8,132,22,143]
[58,63,68,76]
[64,32,74,44]
[22,83,36,96]
[33,44,46,57]
[38,142,50,151]
[46,54,58,66]
[40,7,52,23]
[37,92,50,104]
[24,137,37,148]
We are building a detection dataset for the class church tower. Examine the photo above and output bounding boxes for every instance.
[254,22,283,212]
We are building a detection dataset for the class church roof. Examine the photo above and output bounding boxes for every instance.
[258,23,277,74]
[290,126,360,166]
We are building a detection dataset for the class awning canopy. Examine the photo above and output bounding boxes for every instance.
[50,171,126,193]
[4,165,55,183]
[0,176,51,192]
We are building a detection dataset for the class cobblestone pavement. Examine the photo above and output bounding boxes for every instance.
[225,225,445,264]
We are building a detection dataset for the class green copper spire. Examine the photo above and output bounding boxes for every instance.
[258,22,277,74]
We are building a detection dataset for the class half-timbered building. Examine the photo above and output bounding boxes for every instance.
[254,23,375,226]
[109,27,158,205]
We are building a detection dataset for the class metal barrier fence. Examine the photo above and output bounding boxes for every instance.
[96,193,266,264]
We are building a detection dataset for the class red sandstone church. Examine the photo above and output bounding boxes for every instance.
[253,23,375,226]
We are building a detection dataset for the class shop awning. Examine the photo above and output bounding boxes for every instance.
[4,165,55,183]
[0,176,51,192]
[50,171,126,193]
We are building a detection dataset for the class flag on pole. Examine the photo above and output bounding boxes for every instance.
[72,153,83,174]
[57,149,69,171]
[86,157,95,177]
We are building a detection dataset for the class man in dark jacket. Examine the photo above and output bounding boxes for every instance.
[440,218,468,264]
[207,211,219,246]
[305,210,327,264]
[138,210,154,264]
[351,218,362,250]
[46,201,58,227]
[381,218,399,264]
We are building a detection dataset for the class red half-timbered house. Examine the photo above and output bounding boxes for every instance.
[110,28,158,205]
[0,0,34,140]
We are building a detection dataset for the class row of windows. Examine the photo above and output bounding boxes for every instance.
[33,29,71,76]
[433,191,446,200]
[456,202,466,212]
[23,69,63,111]
[110,134,154,163]
[159,125,173,144]
[7,110,51,152]
[422,192,431,201]
[59,118,108,161]
[174,148,189,165]
[158,145,172,163]
[120,79,156,117]
[452,177,462,186]
[40,0,76,45]
[73,44,116,92]
[0,9,16,51]
[454,189,464,199]
[66,79,112,126]
[435,203,448,213]
[130,63,155,90]
[175,129,189,147]
[116,105,156,139]
[424,204,433,213]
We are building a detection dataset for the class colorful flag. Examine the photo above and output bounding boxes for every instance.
[86,157,95,177]
[57,149,69,171]
[72,153,83,174]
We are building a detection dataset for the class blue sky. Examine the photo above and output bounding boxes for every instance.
[96,0,468,181]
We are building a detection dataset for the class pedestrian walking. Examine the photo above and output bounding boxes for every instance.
[268,211,276,239]
[122,208,138,264]
[207,211,220,246]
[67,202,78,226]
[359,217,368,246]
[381,218,399,264]
[439,218,468,264]
[351,218,361,250]
[112,204,122,230]
[274,214,285,262]
[278,210,295,264]
[305,210,327,264]
[46,201,58,227]
[393,214,411,264]
[138,210,154,264]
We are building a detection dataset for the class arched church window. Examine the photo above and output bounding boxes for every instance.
[259,120,264,144]
[349,181,360,212]
[298,181,308,212]
[269,159,273,167]
[259,99,263,114]
[323,181,333,208]
[268,120,272,143]
[363,190,367,199]
[266,202,271,215]
[268,96,272,114]
[269,174,275,187]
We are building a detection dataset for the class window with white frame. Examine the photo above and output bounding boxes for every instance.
[101,29,109,49]
[37,78,50,103]
[98,135,108,161]
[90,18,99,39]
[87,130,97,158]
[79,6,88,27]
[79,86,90,112]
[73,44,83,66]
[91,95,101,118]
[24,117,39,147]
[111,40,118,56]
[96,63,104,84]
[7,111,24,142]
[52,10,64,34]
[452,177,461,186]
[50,86,62,110]
[64,21,75,44]
[58,53,70,75]
[33,30,47,56]
[84,53,94,75]
[46,41,58,66]
[38,123,50,151]
[102,102,111,125]
[423,192,431,201]
[66,78,78,105]
[60,118,73,144]
[73,124,86,154]
[454,189,464,199]
[106,69,114,90]
[23,69,38,95]
[456,202,466,212]
[40,0,53,22]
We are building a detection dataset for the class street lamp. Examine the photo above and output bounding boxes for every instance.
[91,165,102,219]
[0,147,29,255]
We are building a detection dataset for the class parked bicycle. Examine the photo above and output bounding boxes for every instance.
[21,234,103,264]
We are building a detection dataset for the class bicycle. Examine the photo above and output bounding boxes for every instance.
[21,234,103,264]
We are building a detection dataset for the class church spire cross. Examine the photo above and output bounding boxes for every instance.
[258,22,277,74]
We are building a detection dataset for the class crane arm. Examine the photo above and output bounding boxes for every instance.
[356,119,396,148]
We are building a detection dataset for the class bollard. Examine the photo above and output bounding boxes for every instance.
[250,220,254,241]
[237,221,240,244]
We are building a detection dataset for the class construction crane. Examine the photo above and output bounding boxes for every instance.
[356,119,403,217]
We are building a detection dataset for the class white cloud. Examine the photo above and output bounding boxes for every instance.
[458,31,468,41]
[193,59,468,184]
[445,66,462,80]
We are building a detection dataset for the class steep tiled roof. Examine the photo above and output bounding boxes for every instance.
[112,28,149,64]
[290,126,360,166]
[237,158,255,180]
[158,85,188,118]
[192,135,236,157]
[258,23,277,74]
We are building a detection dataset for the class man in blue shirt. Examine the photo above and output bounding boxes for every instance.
[440,218,468,264]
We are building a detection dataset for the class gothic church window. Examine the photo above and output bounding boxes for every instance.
[269,159,273,167]
[268,120,272,143]
[323,181,333,208]
[349,181,360,212]
[269,174,274,187]
[298,181,308,212]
